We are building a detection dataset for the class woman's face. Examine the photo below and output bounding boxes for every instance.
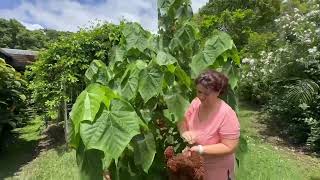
[196,84,219,104]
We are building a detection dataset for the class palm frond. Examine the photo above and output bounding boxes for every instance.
[286,79,319,105]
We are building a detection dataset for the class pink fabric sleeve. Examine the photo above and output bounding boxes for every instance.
[219,109,240,139]
[181,98,198,131]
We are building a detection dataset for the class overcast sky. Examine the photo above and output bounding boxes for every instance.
[0,0,208,32]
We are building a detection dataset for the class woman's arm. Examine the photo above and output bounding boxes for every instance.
[190,138,239,155]
[178,118,197,144]
[177,118,186,134]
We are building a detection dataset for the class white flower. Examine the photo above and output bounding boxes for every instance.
[242,58,250,63]
[308,46,317,54]
[299,103,309,110]
[305,39,312,43]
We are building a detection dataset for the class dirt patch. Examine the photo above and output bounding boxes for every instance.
[37,122,66,152]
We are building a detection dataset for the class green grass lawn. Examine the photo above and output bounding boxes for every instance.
[1,104,320,180]
[236,104,320,180]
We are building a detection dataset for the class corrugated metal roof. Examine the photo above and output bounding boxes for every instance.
[0,48,38,71]
[0,48,38,56]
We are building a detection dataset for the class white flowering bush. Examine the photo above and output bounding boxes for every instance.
[240,0,320,150]
[239,51,278,104]
[268,0,320,150]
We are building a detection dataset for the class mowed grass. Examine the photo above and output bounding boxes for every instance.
[5,148,79,180]
[2,104,320,180]
[236,103,320,180]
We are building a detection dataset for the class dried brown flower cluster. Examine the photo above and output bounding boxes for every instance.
[164,146,205,180]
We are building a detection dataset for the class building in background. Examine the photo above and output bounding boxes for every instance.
[0,48,38,71]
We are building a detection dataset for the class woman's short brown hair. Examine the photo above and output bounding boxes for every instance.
[195,69,229,95]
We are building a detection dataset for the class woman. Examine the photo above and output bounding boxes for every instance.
[178,69,240,180]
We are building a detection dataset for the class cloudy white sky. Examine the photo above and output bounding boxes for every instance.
[0,0,208,32]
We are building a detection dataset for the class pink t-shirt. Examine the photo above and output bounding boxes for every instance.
[182,97,240,180]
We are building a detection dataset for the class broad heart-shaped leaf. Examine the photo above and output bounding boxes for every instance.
[120,61,147,100]
[138,64,164,102]
[220,86,238,112]
[156,51,177,65]
[80,99,140,161]
[175,4,193,21]
[222,60,240,90]
[190,31,235,77]
[169,23,197,54]
[133,133,156,173]
[164,89,190,123]
[85,60,113,85]
[76,140,104,180]
[109,46,125,69]
[70,84,117,137]
[157,0,175,16]
[174,65,191,88]
[122,23,150,53]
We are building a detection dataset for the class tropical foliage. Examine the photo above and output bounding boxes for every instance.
[194,0,281,105]
[0,18,71,50]
[68,0,241,179]
[26,23,122,120]
[239,0,320,150]
[0,58,27,144]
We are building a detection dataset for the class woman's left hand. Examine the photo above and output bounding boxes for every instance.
[190,145,200,153]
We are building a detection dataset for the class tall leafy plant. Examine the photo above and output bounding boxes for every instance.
[0,58,27,141]
[26,23,121,120]
[69,0,241,179]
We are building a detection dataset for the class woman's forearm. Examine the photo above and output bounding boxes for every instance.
[191,139,239,156]
[202,143,235,156]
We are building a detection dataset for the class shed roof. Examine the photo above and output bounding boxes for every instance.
[0,48,38,71]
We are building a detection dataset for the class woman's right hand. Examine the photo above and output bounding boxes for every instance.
[181,131,196,145]
[182,146,191,157]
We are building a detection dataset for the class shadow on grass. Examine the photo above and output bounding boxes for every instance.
[0,132,40,179]
[310,176,320,180]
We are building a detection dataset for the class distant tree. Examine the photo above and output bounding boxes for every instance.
[195,0,281,53]
[0,18,72,50]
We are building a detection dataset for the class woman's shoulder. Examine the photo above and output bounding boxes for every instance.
[220,99,237,117]
[190,97,201,108]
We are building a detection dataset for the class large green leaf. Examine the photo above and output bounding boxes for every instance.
[203,32,234,61]
[222,60,240,90]
[138,65,164,102]
[157,0,175,16]
[164,89,190,123]
[122,23,150,52]
[174,65,191,87]
[80,99,140,161]
[190,31,235,77]
[121,61,147,100]
[175,4,193,21]
[76,141,104,180]
[109,46,126,69]
[85,60,113,85]
[133,133,156,173]
[70,84,116,137]
[220,86,238,112]
[169,23,197,54]
[156,51,177,65]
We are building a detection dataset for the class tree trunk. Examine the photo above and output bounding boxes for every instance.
[63,98,68,147]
